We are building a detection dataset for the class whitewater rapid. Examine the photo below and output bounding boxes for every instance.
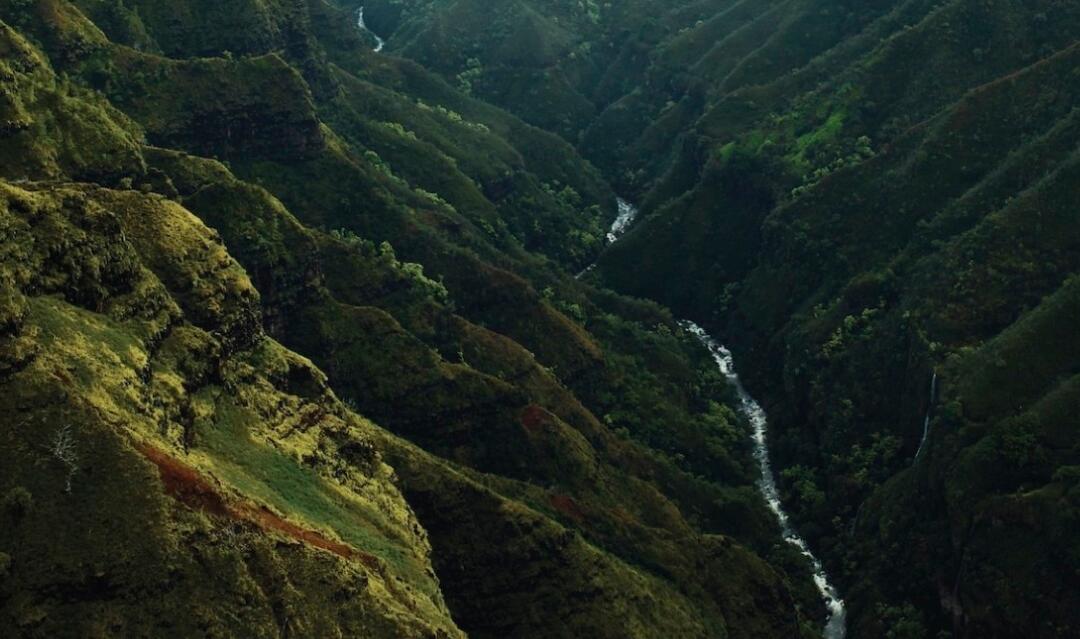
[575,198,640,278]
[607,197,639,243]
[585,197,846,637]
[357,7,385,52]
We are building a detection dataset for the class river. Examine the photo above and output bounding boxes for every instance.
[682,323,847,639]
[357,7,386,52]
[592,199,847,638]
[575,197,638,278]
[333,34,847,621]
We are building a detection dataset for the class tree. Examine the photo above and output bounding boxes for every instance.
[48,425,79,493]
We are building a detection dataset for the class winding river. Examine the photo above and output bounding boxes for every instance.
[594,199,847,638]
[357,7,386,52]
[682,324,847,639]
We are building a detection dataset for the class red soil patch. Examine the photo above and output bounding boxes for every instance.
[140,444,230,518]
[549,494,586,523]
[138,444,379,569]
[520,404,550,434]
[239,503,380,570]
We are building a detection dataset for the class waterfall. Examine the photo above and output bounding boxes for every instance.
[607,198,639,243]
[914,371,938,462]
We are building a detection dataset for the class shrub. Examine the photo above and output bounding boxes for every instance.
[2,486,32,518]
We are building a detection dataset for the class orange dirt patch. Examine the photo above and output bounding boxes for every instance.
[549,494,586,523]
[140,444,230,517]
[138,443,379,568]
[238,503,380,570]
[520,404,550,434]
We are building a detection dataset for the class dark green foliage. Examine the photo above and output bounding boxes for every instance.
[515,2,1080,636]
[368,0,1080,635]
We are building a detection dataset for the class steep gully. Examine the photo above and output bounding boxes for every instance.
[347,14,846,635]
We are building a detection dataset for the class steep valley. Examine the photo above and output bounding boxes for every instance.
[1,1,1078,638]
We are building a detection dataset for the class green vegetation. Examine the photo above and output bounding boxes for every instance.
[0,180,461,637]
[418,1,1080,636]
[0,3,824,638]
[3,0,1077,637]
[364,0,1080,635]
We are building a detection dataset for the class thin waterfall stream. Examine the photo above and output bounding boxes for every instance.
[914,371,938,463]
[586,198,847,638]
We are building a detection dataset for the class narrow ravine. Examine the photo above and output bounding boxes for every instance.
[357,7,385,52]
[589,198,847,638]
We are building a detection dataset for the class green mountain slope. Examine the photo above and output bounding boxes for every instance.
[0,1,829,637]
[0,175,462,638]
[4,0,1077,637]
